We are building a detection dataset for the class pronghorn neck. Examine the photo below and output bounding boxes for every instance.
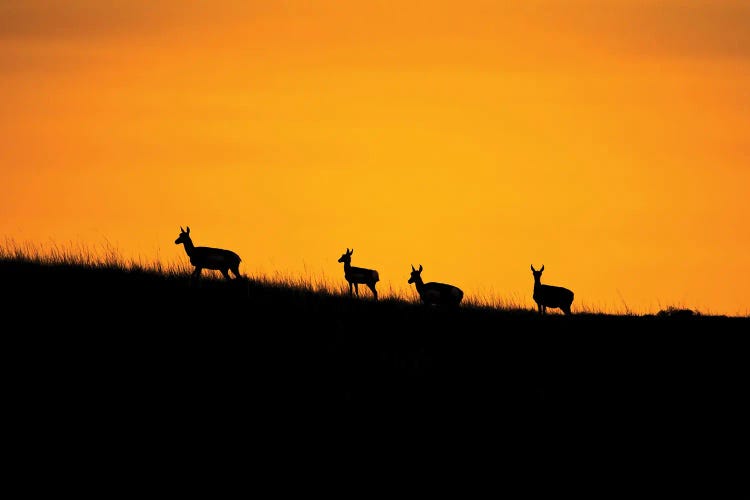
[181,236,195,256]
[532,271,543,288]
[342,259,353,272]
[412,275,425,293]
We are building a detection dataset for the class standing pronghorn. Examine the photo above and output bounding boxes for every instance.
[174,226,242,280]
[408,264,463,306]
[530,265,574,315]
[337,248,379,300]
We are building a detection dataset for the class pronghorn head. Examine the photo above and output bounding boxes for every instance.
[175,226,191,245]
[338,248,353,264]
[531,264,545,282]
[408,264,423,284]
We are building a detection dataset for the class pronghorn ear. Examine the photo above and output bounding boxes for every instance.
[350,248,354,255]
[419,264,423,272]
[180,226,184,233]
[411,264,415,272]
[531,265,535,272]
[186,226,190,234]
[540,265,544,272]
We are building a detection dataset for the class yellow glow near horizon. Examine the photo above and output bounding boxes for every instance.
[2,1,749,315]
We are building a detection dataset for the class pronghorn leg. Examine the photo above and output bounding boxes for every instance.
[220,268,231,280]
[354,283,359,296]
[190,267,202,287]
[231,266,241,279]
[368,283,378,301]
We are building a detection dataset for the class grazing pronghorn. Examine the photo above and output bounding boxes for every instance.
[530,264,574,315]
[408,264,463,306]
[337,248,379,300]
[174,226,242,280]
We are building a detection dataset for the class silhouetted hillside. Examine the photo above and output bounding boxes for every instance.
[4,259,749,446]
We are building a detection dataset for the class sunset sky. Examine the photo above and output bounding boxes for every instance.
[2,0,749,315]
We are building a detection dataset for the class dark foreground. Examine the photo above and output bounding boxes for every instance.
[4,260,749,449]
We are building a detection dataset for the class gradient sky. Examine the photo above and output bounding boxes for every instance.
[2,0,749,315]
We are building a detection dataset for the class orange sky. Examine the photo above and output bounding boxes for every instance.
[2,0,749,315]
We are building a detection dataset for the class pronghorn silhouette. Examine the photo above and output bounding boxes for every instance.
[337,248,379,300]
[408,264,463,306]
[174,226,242,280]
[530,264,574,315]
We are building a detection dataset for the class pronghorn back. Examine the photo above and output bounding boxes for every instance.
[344,264,380,284]
[190,246,241,269]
